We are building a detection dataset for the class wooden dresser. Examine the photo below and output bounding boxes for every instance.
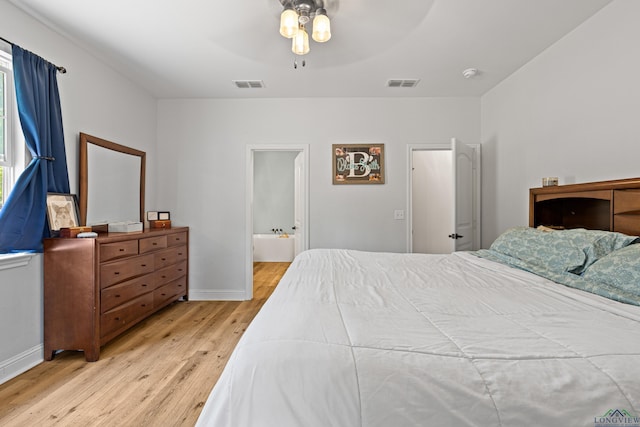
[43,227,189,362]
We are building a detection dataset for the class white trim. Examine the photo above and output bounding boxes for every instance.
[245,146,254,301]
[188,289,247,301]
[469,143,482,250]
[0,252,36,271]
[0,344,43,386]
[245,144,310,300]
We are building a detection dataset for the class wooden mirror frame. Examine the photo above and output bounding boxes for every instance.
[79,132,146,226]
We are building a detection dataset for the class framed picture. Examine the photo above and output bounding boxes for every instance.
[332,144,385,184]
[46,193,80,231]
[158,211,171,220]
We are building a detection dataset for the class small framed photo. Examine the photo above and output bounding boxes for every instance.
[158,211,171,221]
[147,211,158,221]
[46,193,80,231]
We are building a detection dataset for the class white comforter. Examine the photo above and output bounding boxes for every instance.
[196,249,640,427]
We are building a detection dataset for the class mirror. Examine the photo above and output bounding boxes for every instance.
[79,132,146,226]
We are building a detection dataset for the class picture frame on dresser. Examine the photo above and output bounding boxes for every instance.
[46,192,80,232]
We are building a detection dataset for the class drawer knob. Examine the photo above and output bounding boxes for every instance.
[153,242,157,246]
[115,317,121,321]
[119,248,125,252]
[141,264,147,267]
[142,284,148,287]
[115,294,121,298]
[114,272,120,275]
[161,275,167,279]
[141,303,147,307]
[161,258,167,261]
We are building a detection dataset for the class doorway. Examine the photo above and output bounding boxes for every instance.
[412,149,454,253]
[245,145,309,300]
[407,139,481,254]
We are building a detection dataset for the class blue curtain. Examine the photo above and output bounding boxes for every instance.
[0,45,70,253]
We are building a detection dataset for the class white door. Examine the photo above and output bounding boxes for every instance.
[451,138,474,251]
[293,152,305,257]
[411,150,454,254]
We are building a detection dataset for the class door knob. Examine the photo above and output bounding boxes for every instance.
[448,233,464,239]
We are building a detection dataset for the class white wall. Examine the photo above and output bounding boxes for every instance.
[481,0,640,247]
[0,1,157,383]
[156,98,480,298]
[0,256,41,384]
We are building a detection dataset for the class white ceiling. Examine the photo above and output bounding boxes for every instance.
[8,0,612,99]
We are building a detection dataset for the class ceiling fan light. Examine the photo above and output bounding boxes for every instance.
[292,25,310,55]
[312,10,331,42]
[280,8,299,38]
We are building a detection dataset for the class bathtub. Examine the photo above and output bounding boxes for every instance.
[253,234,296,262]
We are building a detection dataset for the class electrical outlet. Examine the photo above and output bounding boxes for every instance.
[394,210,405,220]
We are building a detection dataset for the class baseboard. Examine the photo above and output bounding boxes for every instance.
[189,289,248,301]
[0,344,43,385]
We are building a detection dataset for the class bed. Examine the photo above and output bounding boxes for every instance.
[196,178,640,427]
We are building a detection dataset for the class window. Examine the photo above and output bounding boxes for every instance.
[0,52,8,207]
[0,49,23,210]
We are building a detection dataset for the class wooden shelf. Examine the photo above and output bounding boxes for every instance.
[529,178,640,236]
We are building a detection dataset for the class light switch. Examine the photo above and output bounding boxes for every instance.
[394,210,405,220]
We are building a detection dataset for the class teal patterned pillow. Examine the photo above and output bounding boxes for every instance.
[583,244,640,297]
[489,227,583,273]
[488,227,638,274]
[560,228,639,273]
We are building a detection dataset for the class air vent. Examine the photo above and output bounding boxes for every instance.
[233,80,265,89]
[387,79,420,88]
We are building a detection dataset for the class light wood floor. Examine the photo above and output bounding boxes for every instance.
[0,262,290,427]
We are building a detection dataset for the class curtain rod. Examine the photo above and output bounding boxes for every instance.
[0,36,67,74]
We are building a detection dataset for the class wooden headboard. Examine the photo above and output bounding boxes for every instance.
[529,177,640,236]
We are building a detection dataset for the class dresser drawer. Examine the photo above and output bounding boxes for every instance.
[139,235,167,253]
[153,276,187,307]
[100,240,139,262]
[101,292,154,338]
[614,189,640,214]
[613,215,639,237]
[154,246,188,269]
[101,274,154,313]
[154,260,187,288]
[167,232,188,247]
[100,254,155,288]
